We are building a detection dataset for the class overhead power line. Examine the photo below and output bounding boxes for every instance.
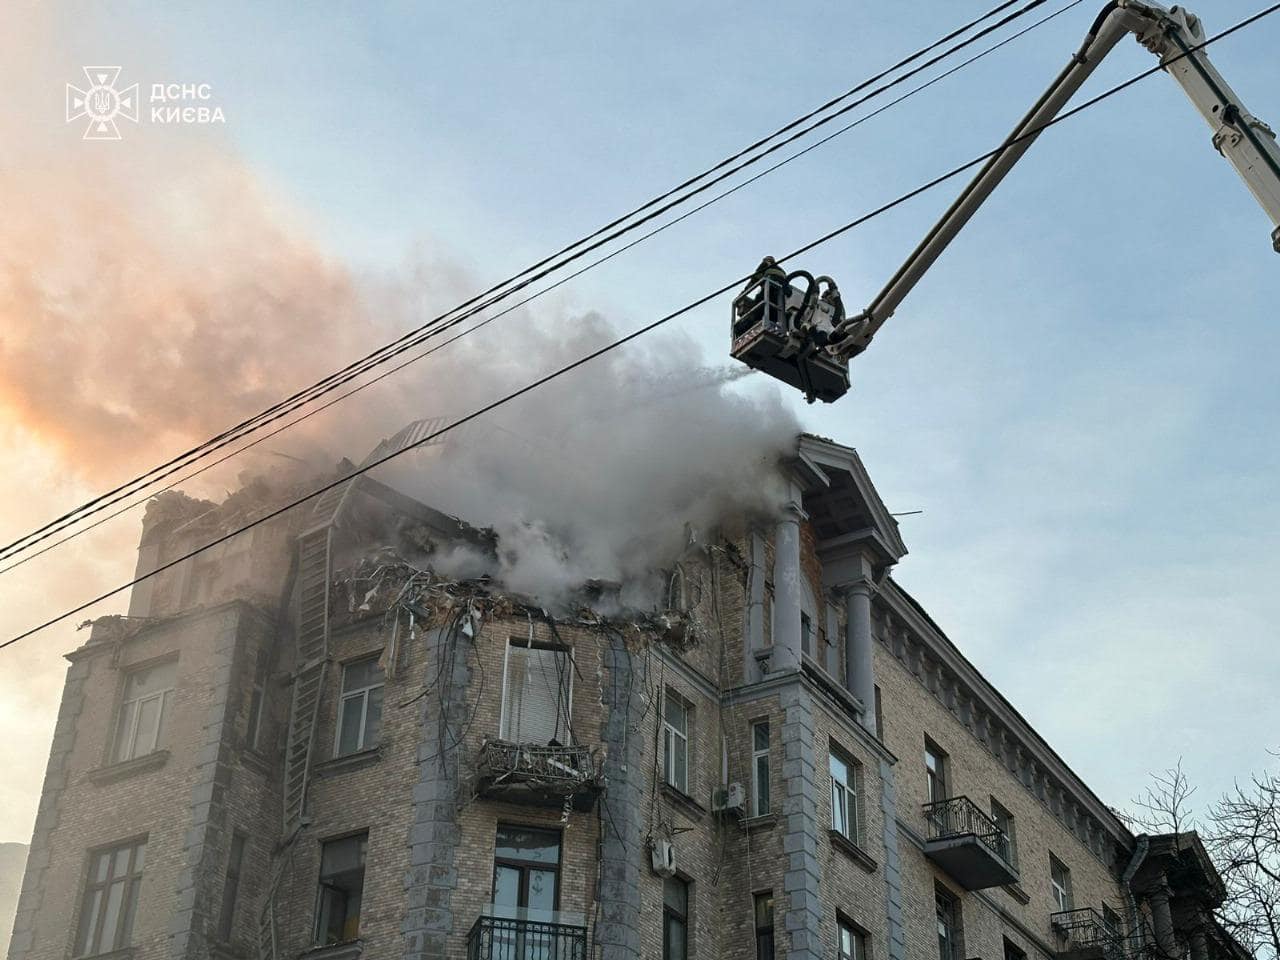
[0,0,1064,568]
[6,0,1274,653]
[0,0,1086,578]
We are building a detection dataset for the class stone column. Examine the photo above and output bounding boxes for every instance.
[844,578,876,734]
[1148,880,1180,960]
[1189,922,1210,960]
[771,501,805,674]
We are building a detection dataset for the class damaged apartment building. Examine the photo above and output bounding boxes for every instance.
[7,431,1247,960]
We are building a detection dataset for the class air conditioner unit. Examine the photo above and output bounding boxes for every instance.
[649,839,676,877]
[712,782,746,815]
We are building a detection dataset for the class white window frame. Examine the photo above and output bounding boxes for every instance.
[663,690,690,794]
[334,656,384,757]
[925,740,948,804]
[500,638,573,745]
[990,797,1017,863]
[751,720,770,817]
[113,660,176,763]
[830,750,860,845]
[1049,855,1073,912]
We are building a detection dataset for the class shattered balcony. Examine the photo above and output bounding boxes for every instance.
[475,738,600,811]
[1051,908,1130,960]
[922,796,1020,889]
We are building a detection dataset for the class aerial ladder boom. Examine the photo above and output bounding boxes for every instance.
[731,1,1280,402]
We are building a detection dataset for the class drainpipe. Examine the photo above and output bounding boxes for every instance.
[770,499,805,674]
[844,577,876,734]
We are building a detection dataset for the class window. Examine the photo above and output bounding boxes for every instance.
[800,612,812,656]
[112,659,176,763]
[1004,937,1028,960]
[245,653,267,752]
[492,825,561,916]
[216,832,247,941]
[315,833,367,944]
[830,750,860,845]
[936,887,960,960]
[990,798,1017,864]
[754,891,775,960]
[839,919,868,960]
[502,638,572,745]
[751,720,770,817]
[663,690,690,794]
[75,838,146,956]
[925,740,948,804]
[1049,854,1073,912]
[873,685,884,740]
[1102,905,1123,938]
[663,877,689,960]
[335,656,384,756]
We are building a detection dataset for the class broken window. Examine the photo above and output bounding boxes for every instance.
[315,833,367,944]
[245,652,267,752]
[663,690,691,794]
[502,639,572,745]
[75,838,146,956]
[112,659,176,763]
[335,656,384,757]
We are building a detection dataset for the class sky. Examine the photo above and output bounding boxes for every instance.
[0,0,1278,842]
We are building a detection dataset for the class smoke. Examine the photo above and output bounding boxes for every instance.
[372,313,799,606]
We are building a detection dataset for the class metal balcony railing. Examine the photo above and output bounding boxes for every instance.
[475,739,600,810]
[923,796,1016,866]
[1051,908,1129,960]
[466,913,588,960]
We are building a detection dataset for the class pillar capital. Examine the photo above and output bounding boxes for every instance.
[779,500,808,522]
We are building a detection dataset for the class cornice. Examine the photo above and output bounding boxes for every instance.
[877,577,1133,871]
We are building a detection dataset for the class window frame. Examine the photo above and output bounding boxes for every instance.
[75,836,147,957]
[492,824,563,915]
[754,890,775,960]
[839,917,869,960]
[663,875,690,960]
[936,886,961,960]
[751,719,771,817]
[245,652,268,753]
[925,739,949,805]
[830,748,860,845]
[216,831,247,942]
[314,831,369,945]
[1049,854,1073,912]
[334,654,385,757]
[111,657,177,764]
[663,689,691,795]
[990,796,1017,863]
[500,637,574,745]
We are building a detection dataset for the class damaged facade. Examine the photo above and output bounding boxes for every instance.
[6,435,1245,960]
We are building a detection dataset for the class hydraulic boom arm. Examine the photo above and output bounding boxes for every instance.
[731,2,1280,402]
[830,0,1280,360]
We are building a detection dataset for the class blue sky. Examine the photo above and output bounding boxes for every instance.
[3,0,1277,838]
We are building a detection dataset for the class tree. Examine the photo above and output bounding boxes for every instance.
[1127,757,1280,960]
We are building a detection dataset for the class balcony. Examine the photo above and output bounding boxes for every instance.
[466,912,588,960]
[474,739,600,811]
[922,796,1020,889]
[1051,908,1130,960]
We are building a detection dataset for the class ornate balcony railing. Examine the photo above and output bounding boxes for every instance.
[466,913,588,960]
[475,739,600,810]
[1051,908,1129,960]
[924,796,1016,865]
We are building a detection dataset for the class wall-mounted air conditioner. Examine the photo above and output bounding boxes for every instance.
[649,838,676,877]
[712,782,746,815]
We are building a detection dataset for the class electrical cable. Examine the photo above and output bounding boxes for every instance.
[4,0,1276,652]
[0,0,1067,568]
